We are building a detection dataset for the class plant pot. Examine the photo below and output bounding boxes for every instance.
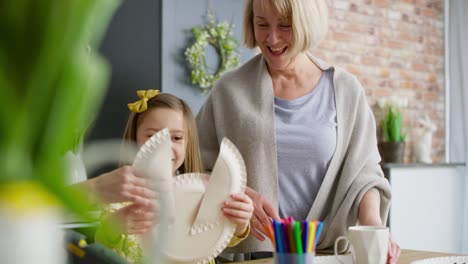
[378,141,405,163]
[0,182,65,264]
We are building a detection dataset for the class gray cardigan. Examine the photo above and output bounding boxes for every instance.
[196,53,391,252]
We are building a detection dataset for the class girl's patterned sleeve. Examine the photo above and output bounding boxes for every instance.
[94,204,144,264]
[227,224,250,247]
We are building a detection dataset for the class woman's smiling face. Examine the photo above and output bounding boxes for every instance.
[252,0,295,71]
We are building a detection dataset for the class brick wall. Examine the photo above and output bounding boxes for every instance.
[312,0,445,163]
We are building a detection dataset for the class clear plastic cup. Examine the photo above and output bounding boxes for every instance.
[274,253,315,264]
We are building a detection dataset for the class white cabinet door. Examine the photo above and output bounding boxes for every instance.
[388,165,465,254]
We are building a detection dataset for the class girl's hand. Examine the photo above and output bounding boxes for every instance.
[245,187,280,241]
[114,203,159,234]
[222,193,254,236]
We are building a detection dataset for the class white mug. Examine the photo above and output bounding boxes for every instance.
[334,226,389,264]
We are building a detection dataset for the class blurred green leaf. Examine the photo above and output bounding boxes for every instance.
[0,0,120,214]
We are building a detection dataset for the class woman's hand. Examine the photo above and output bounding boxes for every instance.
[387,235,401,264]
[114,203,158,235]
[358,190,400,264]
[222,193,254,236]
[245,187,280,241]
[86,166,156,206]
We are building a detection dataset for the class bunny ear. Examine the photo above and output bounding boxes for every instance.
[190,137,247,235]
[133,128,175,222]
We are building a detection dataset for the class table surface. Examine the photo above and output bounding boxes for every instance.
[230,249,463,264]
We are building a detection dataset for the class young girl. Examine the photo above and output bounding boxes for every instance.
[95,90,253,263]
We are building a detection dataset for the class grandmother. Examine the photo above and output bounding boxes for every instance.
[197,0,399,262]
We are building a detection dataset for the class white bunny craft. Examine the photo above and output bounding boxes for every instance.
[133,128,247,264]
[412,116,437,163]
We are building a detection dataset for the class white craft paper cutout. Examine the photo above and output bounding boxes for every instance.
[132,129,247,264]
[190,138,247,235]
[133,128,175,224]
[162,172,233,264]
[132,128,175,263]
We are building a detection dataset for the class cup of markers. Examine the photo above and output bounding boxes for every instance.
[264,217,323,264]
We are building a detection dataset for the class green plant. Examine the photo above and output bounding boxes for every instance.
[185,10,240,93]
[379,97,408,142]
[0,0,120,213]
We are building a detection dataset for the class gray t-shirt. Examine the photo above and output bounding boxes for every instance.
[275,69,337,220]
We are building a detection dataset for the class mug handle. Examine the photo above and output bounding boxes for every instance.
[334,236,355,264]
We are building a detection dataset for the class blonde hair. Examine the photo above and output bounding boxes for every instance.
[123,93,204,174]
[243,0,329,55]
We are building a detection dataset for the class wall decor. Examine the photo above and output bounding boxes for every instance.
[184,10,240,93]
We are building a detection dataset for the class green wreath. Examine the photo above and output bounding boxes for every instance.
[185,12,240,93]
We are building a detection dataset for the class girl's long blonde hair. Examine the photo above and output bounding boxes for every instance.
[123,93,204,174]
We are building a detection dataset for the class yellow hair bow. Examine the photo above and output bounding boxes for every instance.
[127,89,160,113]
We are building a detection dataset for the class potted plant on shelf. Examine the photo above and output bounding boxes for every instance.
[378,96,408,163]
[0,1,119,263]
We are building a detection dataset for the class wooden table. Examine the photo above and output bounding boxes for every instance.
[231,249,461,264]
[397,249,462,263]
